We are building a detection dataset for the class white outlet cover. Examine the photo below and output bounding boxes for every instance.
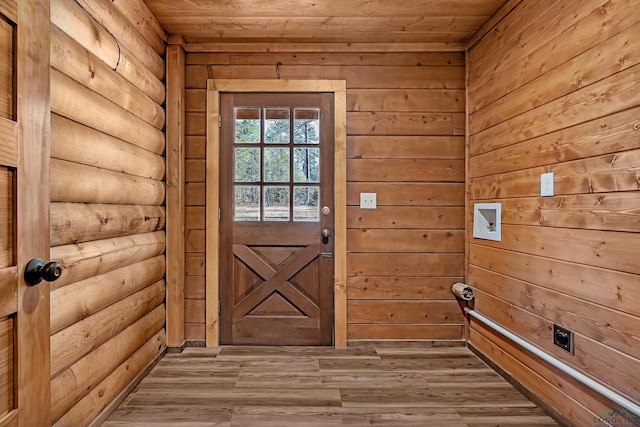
[540,172,554,197]
[360,192,377,209]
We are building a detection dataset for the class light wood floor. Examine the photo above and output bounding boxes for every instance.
[103,345,560,426]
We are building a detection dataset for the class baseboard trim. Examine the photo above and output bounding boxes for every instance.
[89,346,167,427]
[468,343,576,427]
[167,341,187,353]
[347,339,466,348]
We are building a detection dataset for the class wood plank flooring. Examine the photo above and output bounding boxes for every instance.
[103,345,560,426]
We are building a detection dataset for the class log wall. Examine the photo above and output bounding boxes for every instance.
[467,0,640,424]
[183,49,466,342]
[49,0,167,424]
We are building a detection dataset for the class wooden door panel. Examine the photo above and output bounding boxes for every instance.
[0,168,12,269]
[220,92,334,345]
[290,256,320,303]
[232,244,321,319]
[232,254,262,302]
[252,246,306,269]
[0,18,12,121]
[232,317,321,345]
[0,268,16,319]
[249,292,304,317]
[233,223,319,245]
[0,316,13,419]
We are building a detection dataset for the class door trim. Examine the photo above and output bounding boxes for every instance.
[205,79,347,348]
[15,0,52,424]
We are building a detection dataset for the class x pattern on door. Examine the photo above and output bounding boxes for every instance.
[232,244,321,321]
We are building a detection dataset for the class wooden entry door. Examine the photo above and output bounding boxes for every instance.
[219,92,334,345]
[0,1,51,426]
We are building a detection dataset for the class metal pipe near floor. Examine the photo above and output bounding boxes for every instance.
[465,307,640,417]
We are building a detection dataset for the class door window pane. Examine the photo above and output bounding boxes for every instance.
[263,186,290,221]
[293,147,319,183]
[294,187,319,222]
[235,107,261,143]
[264,108,290,143]
[264,147,290,183]
[294,108,320,144]
[234,186,260,221]
[234,147,260,182]
[232,103,324,223]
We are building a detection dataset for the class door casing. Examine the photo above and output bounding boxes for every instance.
[204,79,347,348]
[219,92,334,345]
[0,1,51,425]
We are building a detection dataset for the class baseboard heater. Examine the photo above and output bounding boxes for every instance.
[464,306,640,416]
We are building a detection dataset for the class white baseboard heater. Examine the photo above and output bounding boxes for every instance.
[466,308,640,417]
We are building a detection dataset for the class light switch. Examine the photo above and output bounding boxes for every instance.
[360,193,377,209]
[541,172,554,197]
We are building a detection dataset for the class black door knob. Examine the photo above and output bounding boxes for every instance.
[24,258,63,286]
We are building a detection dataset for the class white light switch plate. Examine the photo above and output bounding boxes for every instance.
[360,192,377,209]
[541,172,554,197]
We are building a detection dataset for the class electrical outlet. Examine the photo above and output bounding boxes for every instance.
[360,192,377,209]
[541,172,554,197]
[553,324,574,355]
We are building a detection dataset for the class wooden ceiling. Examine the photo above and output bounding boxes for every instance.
[144,0,508,46]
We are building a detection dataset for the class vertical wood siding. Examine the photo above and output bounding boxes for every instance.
[468,0,640,424]
[184,50,466,342]
[49,0,167,424]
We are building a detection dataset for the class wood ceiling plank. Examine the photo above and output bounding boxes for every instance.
[185,42,467,53]
[145,0,506,18]
[220,52,465,66]
[185,65,465,89]
[176,32,475,44]
[156,16,488,33]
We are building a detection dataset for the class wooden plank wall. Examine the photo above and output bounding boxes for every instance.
[183,48,467,342]
[467,0,640,424]
[49,0,167,424]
